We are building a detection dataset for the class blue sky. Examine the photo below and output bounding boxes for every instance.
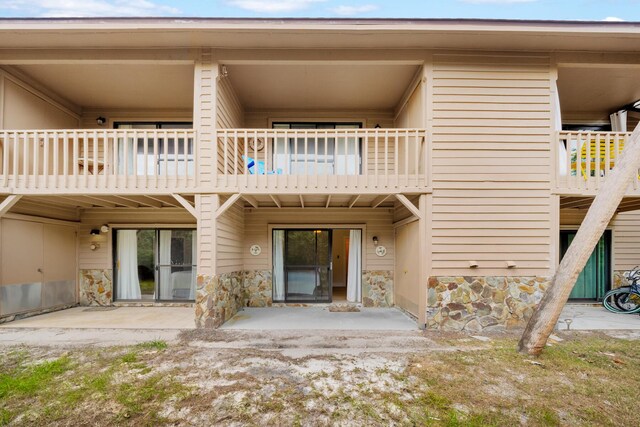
[0,0,639,21]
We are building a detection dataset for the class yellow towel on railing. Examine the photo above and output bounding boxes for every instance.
[571,139,625,180]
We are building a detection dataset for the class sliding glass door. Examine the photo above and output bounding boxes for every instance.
[114,228,196,302]
[272,123,362,176]
[273,229,332,303]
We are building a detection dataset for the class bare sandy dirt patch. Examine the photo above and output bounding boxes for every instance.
[0,329,638,426]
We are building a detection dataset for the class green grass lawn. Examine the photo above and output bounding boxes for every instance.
[0,334,638,426]
[139,280,155,294]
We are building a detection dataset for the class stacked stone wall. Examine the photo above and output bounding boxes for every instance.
[427,276,550,331]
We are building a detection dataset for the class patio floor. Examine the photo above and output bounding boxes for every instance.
[0,306,194,330]
[557,304,640,330]
[220,307,418,330]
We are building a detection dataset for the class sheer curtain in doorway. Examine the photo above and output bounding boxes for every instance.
[117,230,141,299]
[347,229,362,302]
[273,230,285,301]
[159,230,172,299]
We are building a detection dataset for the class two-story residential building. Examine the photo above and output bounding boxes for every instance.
[1,18,640,331]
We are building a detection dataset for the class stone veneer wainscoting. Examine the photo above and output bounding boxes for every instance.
[613,271,629,289]
[79,269,113,306]
[362,270,394,307]
[196,269,395,327]
[243,270,273,307]
[195,272,244,328]
[427,276,550,331]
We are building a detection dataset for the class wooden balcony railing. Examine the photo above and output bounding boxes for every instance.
[214,128,429,193]
[0,129,197,193]
[556,130,639,195]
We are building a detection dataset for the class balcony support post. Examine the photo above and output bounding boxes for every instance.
[417,194,430,329]
[0,194,22,218]
[172,194,197,219]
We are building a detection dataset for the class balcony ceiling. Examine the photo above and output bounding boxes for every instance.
[558,66,640,118]
[227,63,420,111]
[13,63,194,110]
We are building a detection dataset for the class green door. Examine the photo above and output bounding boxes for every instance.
[560,231,611,300]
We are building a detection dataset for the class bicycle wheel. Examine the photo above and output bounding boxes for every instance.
[603,288,640,314]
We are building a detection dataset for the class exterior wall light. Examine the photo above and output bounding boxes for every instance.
[372,236,379,246]
[96,117,106,126]
[90,229,100,236]
[100,224,110,233]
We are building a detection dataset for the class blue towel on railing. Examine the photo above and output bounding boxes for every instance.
[243,155,283,175]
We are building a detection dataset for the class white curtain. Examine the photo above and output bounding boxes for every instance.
[610,110,628,132]
[273,230,285,301]
[117,230,141,300]
[553,79,568,176]
[159,230,172,299]
[346,229,362,303]
[189,232,197,300]
[117,137,135,175]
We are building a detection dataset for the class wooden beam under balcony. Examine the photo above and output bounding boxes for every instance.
[172,194,197,219]
[0,195,22,217]
[242,195,259,209]
[395,194,422,220]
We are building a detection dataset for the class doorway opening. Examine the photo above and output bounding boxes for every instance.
[113,228,197,302]
[560,230,611,301]
[272,227,362,303]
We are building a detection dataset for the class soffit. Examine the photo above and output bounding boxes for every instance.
[13,63,194,109]
[227,63,419,110]
[558,66,640,116]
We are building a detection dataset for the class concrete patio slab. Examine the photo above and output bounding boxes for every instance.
[556,304,640,330]
[220,307,418,330]
[0,306,194,330]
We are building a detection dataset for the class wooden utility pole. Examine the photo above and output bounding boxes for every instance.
[519,123,640,355]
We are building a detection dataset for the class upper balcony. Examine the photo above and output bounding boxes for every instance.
[554,64,640,199]
[214,127,428,194]
[0,128,197,194]
[0,59,429,196]
[555,130,638,196]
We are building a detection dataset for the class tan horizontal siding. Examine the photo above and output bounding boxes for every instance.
[243,208,394,272]
[216,197,244,274]
[78,208,195,270]
[216,77,245,174]
[431,54,553,277]
[610,211,640,272]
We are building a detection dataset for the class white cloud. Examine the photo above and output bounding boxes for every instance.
[227,0,326,13]
[0,0,180,17]
[603,16,625,22]
[331,4,378,16]
[460,0,537,4]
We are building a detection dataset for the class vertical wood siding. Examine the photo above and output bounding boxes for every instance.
[431,54,553,276]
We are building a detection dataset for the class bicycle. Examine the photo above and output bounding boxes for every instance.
[602,266,640,314]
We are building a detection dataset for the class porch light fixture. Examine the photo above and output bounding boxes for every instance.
[372,236,379,246]
[96,116,106,126]
[374,124,381,129]
[100,224,110,233]
[221,65,229,78]
[90,229,100,236]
